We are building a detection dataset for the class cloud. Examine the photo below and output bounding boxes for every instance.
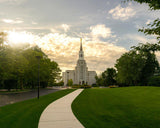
[61,24,70,32]
[125,34,157,44]
[145,19,152,25]
[0,0,26,4]
[31,21,38,25]
[109,4,136,21]
[7,31,39,46]
[90,24,112,38]
[2,19,24,24]
[6,31,127,73]
[40,36,127,73]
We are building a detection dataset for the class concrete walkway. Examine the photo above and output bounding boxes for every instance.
[38,89,84,128]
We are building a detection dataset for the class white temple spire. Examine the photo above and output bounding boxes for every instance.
[80,38,83,51]
[79,38,84,60]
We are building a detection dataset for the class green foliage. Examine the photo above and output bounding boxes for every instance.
[51,81,64,86]
[72,87,160,128]
[67,79,73,86]
[0,32,7,47]
[126,0,160,43]
[127,0,160,10]
[102,68,117,86]
[96,68,117,86]
[148,76,160,86]
[0,89,74,128]
[71,84,91,88]
[95,74,104,86]
[0,32,61,90]
[139,18,160,42]
[92,83,98,87]
[115,43,160,86]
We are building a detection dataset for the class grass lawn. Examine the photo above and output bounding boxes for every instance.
[0,89,75,128]
[72,86,160,128]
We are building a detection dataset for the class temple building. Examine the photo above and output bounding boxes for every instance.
[62,39,97,86]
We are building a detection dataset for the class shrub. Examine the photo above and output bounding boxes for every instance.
[71,84,91,89]
[108,85,118,88]
[92,83,99,87]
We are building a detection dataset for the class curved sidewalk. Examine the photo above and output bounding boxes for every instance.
[38,89,84,128]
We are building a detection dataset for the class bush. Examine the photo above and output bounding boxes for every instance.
[148,76,160,86]
[71,84,91,89]
[108,85,119,88]
[92,84,99,87]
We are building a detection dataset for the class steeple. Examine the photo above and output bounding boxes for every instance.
[80,38,83,51]
[79,38,84,60]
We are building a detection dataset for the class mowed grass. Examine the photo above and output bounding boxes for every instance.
[0,89,75,128]
[72,87,160,128]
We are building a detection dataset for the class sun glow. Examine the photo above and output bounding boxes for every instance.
[7,31,35,46]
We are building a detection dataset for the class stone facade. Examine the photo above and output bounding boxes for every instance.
[62,39,97,86]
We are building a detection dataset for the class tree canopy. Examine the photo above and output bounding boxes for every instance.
[115,43,160,86]
[127,0,160,10]
[96,68,116,86]
[0,32,61,91]
[127,0,160,43]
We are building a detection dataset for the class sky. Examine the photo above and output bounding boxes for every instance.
[0,0,160,74]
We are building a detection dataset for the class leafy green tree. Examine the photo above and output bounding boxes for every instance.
[148,76,160,86]
[115,43,160,86]
[0,32,7,88]
[68,79,73,86]
[102,68,117,86]
[115,51,145,86]
[0,32,61,90]
[22,46,61,89]
[127,0,160,10]
[57,81,64,86]
[95,68,117,86]
[95,74,104,86]
[131,43,160,84]
[127,0,160,43]
[0,32,7,47]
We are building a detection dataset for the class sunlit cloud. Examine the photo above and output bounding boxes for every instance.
[31,21,38,25]
[61,24,70,32]
[125,34,157,44]
[5,30,127,73]
[2,19,24,24]
[90,24,112,39]
[109,3,136,21]
[7,31,39,46]
[0,0,26,4]
[145,19,152,25]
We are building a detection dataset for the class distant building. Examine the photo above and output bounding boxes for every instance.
[62,39,97,86]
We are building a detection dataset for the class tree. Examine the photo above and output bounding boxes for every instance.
[95,74,104,86]
[127,0,160,43]
[68,79,73,86]
[115,43,160,86]
[102,68,117,86]
[0,32,61,90]
[23,46,61,89]
[95,68,117,86]
[131,43,160,85]
[0,32,7,47]
[115,51,145,86]
[127,0,160,10]
[148,76,160,86]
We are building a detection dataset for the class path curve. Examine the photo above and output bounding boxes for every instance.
[38,89,84,128]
